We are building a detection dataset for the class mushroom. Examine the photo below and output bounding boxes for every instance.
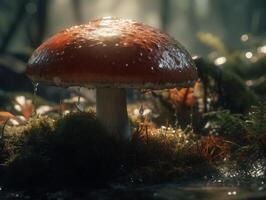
[26,17,197,140]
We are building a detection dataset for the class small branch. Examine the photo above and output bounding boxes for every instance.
[0,118,10,152]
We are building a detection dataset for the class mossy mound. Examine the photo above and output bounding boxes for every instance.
[0,112,215,189]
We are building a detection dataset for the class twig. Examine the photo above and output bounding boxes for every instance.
[1,118,9,139]
[0,118,10,152]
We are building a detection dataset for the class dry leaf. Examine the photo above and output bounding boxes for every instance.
[0,111,15,125]
[169,88,195,107]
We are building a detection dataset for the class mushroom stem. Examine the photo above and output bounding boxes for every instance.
[96,88,131,140]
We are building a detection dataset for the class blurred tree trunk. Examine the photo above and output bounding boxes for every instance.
[26,0,49,48]
[209,0,266,48]
[160,0,171,31]
[247,0,266,35]
[36,0,48,45]
[0,0,29,53]
[71,0,83,23]
[188,0,201,53]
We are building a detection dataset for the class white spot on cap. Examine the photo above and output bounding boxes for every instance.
[102,16,112,20]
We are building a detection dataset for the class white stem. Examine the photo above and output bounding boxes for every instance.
[96,88,131,140]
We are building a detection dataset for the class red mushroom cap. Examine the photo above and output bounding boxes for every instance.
[27,17,197,89]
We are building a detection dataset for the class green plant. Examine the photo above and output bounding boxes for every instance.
[204,110,244,137]
[245,103,266,136]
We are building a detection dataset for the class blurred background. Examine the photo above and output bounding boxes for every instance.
[0,0,265,130]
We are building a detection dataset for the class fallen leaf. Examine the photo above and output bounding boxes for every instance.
[169,88,195,107]
[0,112,15,125]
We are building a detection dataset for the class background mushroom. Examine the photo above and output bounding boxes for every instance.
[26,17,197,140]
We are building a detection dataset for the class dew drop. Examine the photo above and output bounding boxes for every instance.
[115,43,119,47]
[32,81,39,115]
[33,82,39,96]
[77,45,82,49]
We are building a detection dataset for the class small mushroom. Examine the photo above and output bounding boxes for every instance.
[26,17,197,140]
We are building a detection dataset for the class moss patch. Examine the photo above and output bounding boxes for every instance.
[0,112,216,189]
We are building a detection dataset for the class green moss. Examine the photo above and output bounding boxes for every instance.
[0,101,265,189]
[0,112,216,189]
[51,112,124,186]
[0,116,55,186]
